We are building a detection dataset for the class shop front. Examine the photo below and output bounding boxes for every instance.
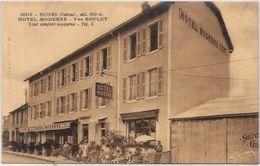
[120,109,159,139]
[28,121,78,145]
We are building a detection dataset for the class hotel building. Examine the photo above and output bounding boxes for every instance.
[24,1,234,154]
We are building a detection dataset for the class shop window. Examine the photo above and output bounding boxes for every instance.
[128,118,156,138]
[130,33,137,59]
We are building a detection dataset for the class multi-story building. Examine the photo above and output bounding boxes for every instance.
[24,1,233,151]
[9,104,28,143]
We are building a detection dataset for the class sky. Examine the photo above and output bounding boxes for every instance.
[1,1,258,116]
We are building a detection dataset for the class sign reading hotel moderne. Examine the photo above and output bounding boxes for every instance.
[96,82,113,99]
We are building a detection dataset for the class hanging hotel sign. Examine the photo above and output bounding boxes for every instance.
[96,82,113,99]
[178,7,228,55]
[28,122,71,132]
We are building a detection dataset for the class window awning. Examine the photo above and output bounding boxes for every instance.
[120,109,159,121]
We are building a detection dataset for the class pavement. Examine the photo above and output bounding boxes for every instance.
[3,150,80,164]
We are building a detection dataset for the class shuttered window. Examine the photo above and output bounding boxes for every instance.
[89,54,93,75]
[136,31,141,57]
[148,66,163,97]
[129,74,137,100]
[47,101,51,117]
[67,66,71,84]
[140,72,145,98]
[67,94,70,113]
[84,88,92,109]
[80,91,83,110]
[47,75,53,91]
[80,58,84,78]
[85,55,93,76]
[158,66,163,95]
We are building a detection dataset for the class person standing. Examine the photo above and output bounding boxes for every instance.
[155,141,163,153]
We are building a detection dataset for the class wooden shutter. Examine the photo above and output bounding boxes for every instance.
[95,96,99,108]
[158,19,164,48]
[136,31,141,57]
[123,38,128,62]
[56,98,59,115]
[68,65,71,84]
[80,58,84,79]
[141,28,147,55]
[136,74,140,99]
[158,66,163,95]
[147,27,151,52]
[80,91,83,110]
[89,54,93,75]
[96,51,100,73]
[107,46,111,69]
[88,88,92,109]
[122,78,127,102]
[67,94,70,113]
[75,61,79,81]
[64,68,67,85]
[141,72,148,98]
[75,92,78,111]
[57,71,60,88]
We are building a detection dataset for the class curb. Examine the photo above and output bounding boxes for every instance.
[4,151,55,163]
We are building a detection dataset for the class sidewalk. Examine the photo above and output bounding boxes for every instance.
[3,150,81,163]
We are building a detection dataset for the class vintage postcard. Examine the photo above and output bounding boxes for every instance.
[1,1,258,164]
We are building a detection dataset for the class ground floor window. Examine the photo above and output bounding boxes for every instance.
[82,124,89,143]
[128,118,156,138]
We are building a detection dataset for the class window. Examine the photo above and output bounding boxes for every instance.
[21,111,23,124]
[61,69,66,86]
[149,19,163,52]
[130,33,137,59]
[12,114,14,125]
[129,74,137,100]
[71,62,79,82]
[40,80,44,94]
[96,96,109,107]
[96,46,111,72]
[60,96,66,114]
[16,112,19,125]
[128,118,156,138]
[47,101,51,117]
[100,122,106,138]
[47,75,53,91]
[150,22,158,51]
[148,67,163,97]
[102,48,108,70]
[40,103,46,118]
[34,105,39,119]
[71,93,77,112]
[84,89,91,109]
[82,124,89,143]
[84,55,93,76]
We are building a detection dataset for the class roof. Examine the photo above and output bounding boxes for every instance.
[9,103,28,114]
[170,96,258,120]
[24,2,233,82]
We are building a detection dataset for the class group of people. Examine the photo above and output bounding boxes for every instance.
[61,137,163,163]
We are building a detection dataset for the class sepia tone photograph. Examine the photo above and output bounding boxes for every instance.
[1,1,259,164]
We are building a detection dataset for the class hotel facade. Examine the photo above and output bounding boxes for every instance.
[24,1,234,153]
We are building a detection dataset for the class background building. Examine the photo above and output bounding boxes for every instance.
[9,104,28,143]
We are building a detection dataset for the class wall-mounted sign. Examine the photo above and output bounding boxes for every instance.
[96,82,113,99]
[28,122,70,132]
[178,7,228,55]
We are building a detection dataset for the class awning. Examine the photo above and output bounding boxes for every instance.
[28,122,71,132]
[170,96,258,121]
[120,109,159,121]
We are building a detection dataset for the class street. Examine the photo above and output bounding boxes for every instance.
[2,152,49,164]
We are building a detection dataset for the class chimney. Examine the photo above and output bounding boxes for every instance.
[142,1,150,12]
